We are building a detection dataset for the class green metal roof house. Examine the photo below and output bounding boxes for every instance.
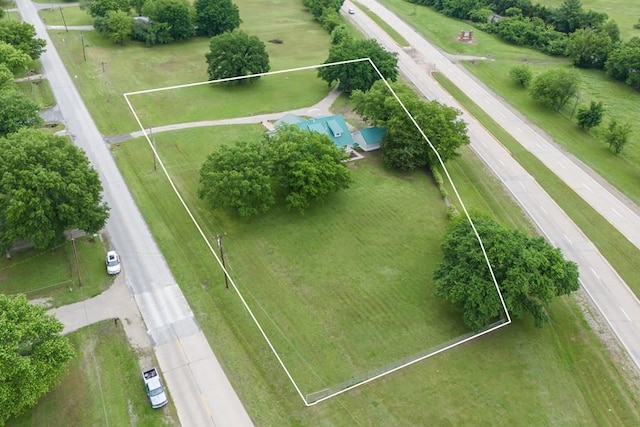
[352,127,386,152]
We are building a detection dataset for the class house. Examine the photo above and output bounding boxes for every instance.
[269,113,384,155]
[351,127,386,152]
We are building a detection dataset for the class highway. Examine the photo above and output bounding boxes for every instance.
[344,0,640,370]
[16,1,253,425]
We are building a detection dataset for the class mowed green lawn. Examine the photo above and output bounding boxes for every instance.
[39,6,94,27]
[0,236,114,307]
[7,321,175,427]
[47,0,333,136]
[116,125,467,392]
[112,124,640,424]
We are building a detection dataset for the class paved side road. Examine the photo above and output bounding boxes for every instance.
[16,1,253,425]
[344,1,640,371]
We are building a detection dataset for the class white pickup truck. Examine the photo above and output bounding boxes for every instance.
[142,367,168,408]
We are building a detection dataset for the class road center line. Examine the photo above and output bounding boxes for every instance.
[611,207,623,218]
[590,267,600,280]
[563,234,573,245]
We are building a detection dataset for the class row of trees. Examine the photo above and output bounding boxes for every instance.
[83,0,242,45]
[509,65,633,153]
[405,0,640,91]
[302,0,345,33]
[0,19,104,425]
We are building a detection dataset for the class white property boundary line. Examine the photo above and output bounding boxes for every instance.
[123,58,511,406]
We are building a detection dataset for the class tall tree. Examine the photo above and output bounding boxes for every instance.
[199,140,274,218]
[352,80,469,171]
[0,89,42,137]
[0,63,13,88]
[268,125,352,212]
[576,100,604,130]
[552,0,585,33]
[434,214,579,331]
[86,0,130,17]
[605,118,632,154]
[205,30,270,84]
[0,20,47,60]
[194,0,242,37]
[530,68,580,111]
[143,0,195,41]
[567,28,613,69]
[0,41,33,75]
[318,36,398,93]
[0,129,109,252]
[95,9,133,44]
[0,294,75,425]
[605,37,640,91]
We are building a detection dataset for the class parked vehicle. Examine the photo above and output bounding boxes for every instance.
[105,250,121,275]
[142,367,168,408]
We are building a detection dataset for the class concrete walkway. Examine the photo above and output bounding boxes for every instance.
[48,273,151,349]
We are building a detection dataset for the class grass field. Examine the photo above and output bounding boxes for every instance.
[44,0,640,423]
[378,0,640,207]
[46,0,333,136]
[39,5,94,27]
[111,121,640,424]
[6,321,175,427]
[0,236,114,307]
[16,79,55,109]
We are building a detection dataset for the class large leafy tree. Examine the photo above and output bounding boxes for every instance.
[318,36,398,93]
[0,129,109,252]
[0,20,46,60]
[205,30,270,84]
[567,28,614,69]
[268,125,352,212]
[143,0,195,41]
[0,41,32,75]
[199,140,274,218]
[0,64,13,88]
[85,0,130,18]
[352,80,469,171]
[434,214,579,331]
[605,37,640,91]
[302,0,344,20]
[95,9,133,44]
[194,0,242,37]
[0,89,42,137]
[529,68,581,111]
[199,126,351,216]
[0,294,75,425]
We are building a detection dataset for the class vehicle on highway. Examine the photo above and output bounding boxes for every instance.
[348,8,355,14]
[105,250,121,274]
[142,367,168,408]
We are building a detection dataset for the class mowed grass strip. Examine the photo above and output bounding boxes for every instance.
[113,123,640,424]
[47,0,332,136]
[0,236,114,307]
[16,79,55,109]
[6,321,175,427]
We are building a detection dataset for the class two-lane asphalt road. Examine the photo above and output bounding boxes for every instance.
[344,0,640,370]
[16,1,253,425]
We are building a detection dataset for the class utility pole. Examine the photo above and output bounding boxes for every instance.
[80,31,86,61]
[149,127,156,171]
[59,6,68,32]
[216,233,229,289]
[71,234,82,287]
